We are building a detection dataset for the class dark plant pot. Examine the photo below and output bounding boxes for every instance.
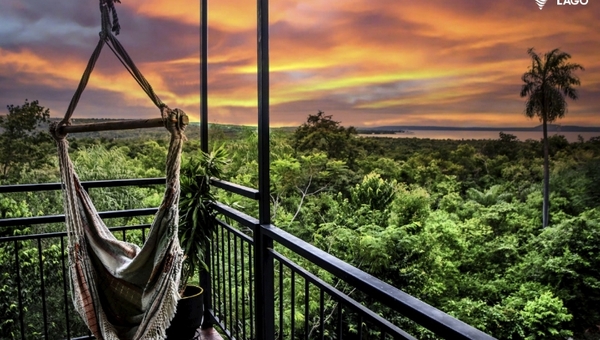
[166,285,204,340]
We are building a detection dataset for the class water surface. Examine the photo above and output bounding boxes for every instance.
[360,130,600,143]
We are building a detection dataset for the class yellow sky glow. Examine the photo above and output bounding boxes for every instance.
[1,0,598,128]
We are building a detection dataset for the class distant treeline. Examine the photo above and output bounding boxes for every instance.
[359,124,600,132]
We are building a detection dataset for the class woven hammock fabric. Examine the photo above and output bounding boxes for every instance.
[50,115,185,340]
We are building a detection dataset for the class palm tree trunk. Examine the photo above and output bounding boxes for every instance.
[542,117,550,228]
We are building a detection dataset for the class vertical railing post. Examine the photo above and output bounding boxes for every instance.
[200,0,215,330]
[200,0,209,154]
[255,0,275,338]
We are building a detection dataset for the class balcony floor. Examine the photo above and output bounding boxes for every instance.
[197,327,224,340]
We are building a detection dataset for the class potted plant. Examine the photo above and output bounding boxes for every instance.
[166,146,228,339]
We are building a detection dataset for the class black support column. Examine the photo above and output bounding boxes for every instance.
[200,0,214,330]
[254,0,275,339]
[200,0,209,153]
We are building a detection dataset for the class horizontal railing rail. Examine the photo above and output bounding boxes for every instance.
[0,177,165,193]
[0,178,165,228]
[211,178,260,200]
[213,202,259,230]
[0,208,158,228]
[0,224,152,242]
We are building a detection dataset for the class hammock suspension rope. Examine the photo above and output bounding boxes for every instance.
[50,1,189,338]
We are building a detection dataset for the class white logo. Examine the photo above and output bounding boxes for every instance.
[557,0,588,5]
[536,0,547,9]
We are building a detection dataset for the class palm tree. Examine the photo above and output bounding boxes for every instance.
[467,185,512,207]
[520,48,583,228]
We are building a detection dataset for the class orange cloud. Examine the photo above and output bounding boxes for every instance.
[2,0,599,128]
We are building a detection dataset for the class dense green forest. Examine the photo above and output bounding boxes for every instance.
[1,105,600,339]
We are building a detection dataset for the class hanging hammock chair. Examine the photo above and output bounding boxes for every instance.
[49,1,187,339]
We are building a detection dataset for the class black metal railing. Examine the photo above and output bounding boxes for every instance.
[0,178,161,340]
[1,178,496,339]
[0,224,151,340]
[208,179,496,340]
[210,215,415,340]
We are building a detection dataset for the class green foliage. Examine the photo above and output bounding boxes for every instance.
[0,197,32,220]
[71,145,162,226]
[2,113,600,339]
[279,116,599,338]
[520,48,584,124]
[584,159,600,206]
[467,185,512,207]
[0,99,53,181]
[73,145,145,179]
[134,140,168,177]
[0,198,33,237]
[388,184,431,227]
[350,173,396,211]
[292,111,361,167]
[517,290,573,339]
[522,209,600,332]
[0,236,89,338]
[483,132,520,160]
[178,145,228,289]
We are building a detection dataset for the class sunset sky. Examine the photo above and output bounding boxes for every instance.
[1,0,598,128]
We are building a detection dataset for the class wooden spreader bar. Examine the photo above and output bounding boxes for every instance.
[58,115,189,134]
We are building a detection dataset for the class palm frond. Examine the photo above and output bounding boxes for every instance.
[178,146,229,288]
[520,47,583,122]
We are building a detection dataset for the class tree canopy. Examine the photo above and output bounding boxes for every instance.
[1,110,600,339]
[292,111,360,167]
[0,99,53,180]
[520,48,583,123]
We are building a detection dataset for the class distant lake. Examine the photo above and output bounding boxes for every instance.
[360,130,600,143]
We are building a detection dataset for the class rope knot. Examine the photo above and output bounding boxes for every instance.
[49,122,68,141]
[161,106,188,140]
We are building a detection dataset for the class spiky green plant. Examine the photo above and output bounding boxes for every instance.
[178,145,228,291]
